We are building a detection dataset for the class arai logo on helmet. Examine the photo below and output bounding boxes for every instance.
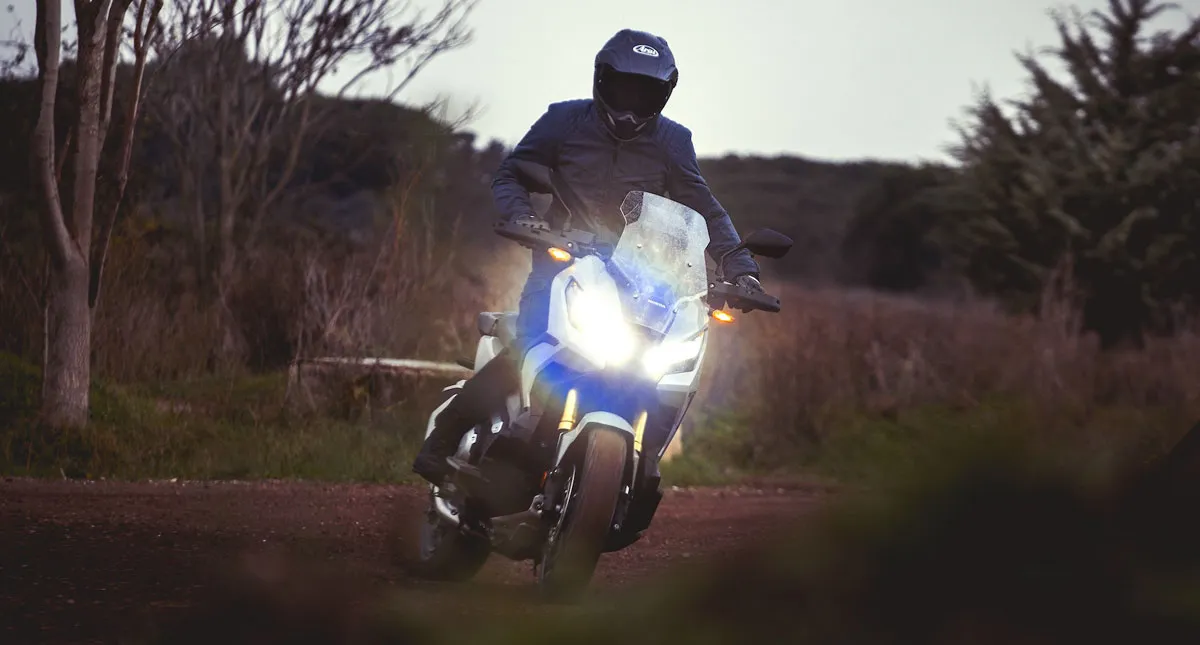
[632,44,659,57]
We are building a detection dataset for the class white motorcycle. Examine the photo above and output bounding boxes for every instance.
[413,160,792,596]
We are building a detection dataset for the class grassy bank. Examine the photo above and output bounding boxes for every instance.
[0,353,425,482]
[3,283,1197,487]
[0,350,743,486]
[3,350,1191,492]
[674,396,1190,490]
[677,283,1199,487]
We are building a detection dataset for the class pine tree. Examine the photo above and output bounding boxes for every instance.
[946,0,1200,347]
[840,162,956,292]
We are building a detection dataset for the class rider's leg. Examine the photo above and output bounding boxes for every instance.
[410,253,560,486]
[410,347,521,484]
[513,252,559,349]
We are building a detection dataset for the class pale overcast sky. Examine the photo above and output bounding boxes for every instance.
[4,0,1196,162]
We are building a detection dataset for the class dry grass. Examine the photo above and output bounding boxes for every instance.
[81,185,532,384]
[690,281,1200,476]
[4,221,1198,482]
[92,258,225,383]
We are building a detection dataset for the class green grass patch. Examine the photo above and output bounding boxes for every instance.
[806,397,1188,489]
[0,351,40,428]
[670,395,1193,489]
[0,352,424,482]
[658,450,738,487]
[4,350,1192,488]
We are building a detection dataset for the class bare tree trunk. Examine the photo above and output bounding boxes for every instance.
[69,3,108,253]
[33,0,90,429]
[35,0,112,428]
[41,252,91,427]
[33,0,159,428]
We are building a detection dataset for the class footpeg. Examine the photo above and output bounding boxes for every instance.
[447,456,487,481]
[446,457,491,498]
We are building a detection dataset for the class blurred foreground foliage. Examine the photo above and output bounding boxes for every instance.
[142,420,1200,645]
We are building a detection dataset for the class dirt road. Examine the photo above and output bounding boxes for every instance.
[0,478,823,644]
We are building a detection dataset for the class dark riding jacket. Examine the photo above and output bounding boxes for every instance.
[491,99,760,279]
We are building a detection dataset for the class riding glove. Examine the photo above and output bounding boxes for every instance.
[735,274,764,294]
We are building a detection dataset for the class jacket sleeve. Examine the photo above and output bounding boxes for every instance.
[491,104,564,221]
[665,126,760,279]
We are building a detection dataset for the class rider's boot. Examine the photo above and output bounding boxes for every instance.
[411,405,471,487]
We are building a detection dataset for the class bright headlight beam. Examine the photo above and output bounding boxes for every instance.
[642,335,704,378]
[566,282,636,367]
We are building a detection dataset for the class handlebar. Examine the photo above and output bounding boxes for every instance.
[493,218,603,257]
[494,218,783,315]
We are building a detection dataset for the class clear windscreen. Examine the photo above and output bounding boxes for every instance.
[608,192,710,334]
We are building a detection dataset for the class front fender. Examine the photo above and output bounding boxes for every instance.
[555,411,635,471]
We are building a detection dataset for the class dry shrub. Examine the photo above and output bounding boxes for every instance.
[92,244,224,382]
[698,281,1200,459]
[85,227,1200,431]
[24,206,532,391]
[80,168,539,385]
[292,221,530,366]
[0,208,47,362]
[0,269,43,362]
[283,239,528,420]
[87,238,462,384]
[13,187,1199,475]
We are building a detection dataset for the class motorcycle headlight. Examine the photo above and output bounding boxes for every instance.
[565,280,636,367]
[642,333,705,378]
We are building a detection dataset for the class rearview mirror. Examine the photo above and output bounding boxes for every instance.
[742,229,793,259]
[716,228,792,279]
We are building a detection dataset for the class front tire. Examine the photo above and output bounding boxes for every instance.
[537,428,628,598]
[412,491,490,581]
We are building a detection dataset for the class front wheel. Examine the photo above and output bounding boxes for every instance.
[537,428,628,598]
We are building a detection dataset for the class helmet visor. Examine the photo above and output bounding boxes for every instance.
[598,68,670,118]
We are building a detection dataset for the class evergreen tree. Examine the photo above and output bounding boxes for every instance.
[840,162,958,292]
[946,0,1200,347]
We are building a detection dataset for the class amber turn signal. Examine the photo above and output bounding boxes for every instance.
[547,247,572,262]
[711,310,735,323]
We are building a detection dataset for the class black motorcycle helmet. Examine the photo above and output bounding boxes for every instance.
[593,29,679,141]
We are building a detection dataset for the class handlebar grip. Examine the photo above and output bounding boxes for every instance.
[707,281,782,313]
[493,219,599,256]
[494,219,562,249]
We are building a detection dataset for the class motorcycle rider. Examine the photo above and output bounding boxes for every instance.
[411,28,764,486]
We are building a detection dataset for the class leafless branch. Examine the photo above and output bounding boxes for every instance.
[147,0,479,290]
[97,0,134,139]
[91,0,164,309]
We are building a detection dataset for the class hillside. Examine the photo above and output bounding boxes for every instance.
[699,155,896,282]
[0,74,891,284]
